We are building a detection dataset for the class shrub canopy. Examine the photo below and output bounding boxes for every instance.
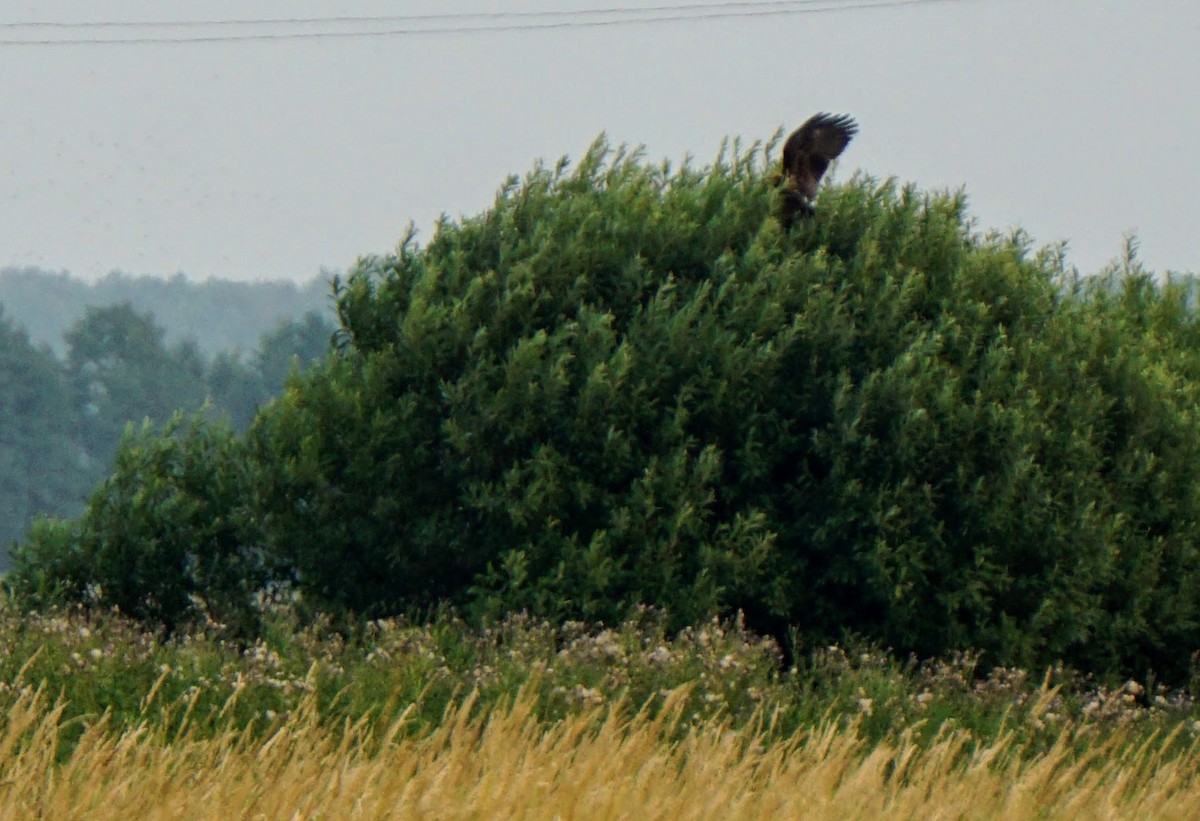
[13,136,1200,681]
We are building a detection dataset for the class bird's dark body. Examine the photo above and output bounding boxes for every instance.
[778,113,858,227]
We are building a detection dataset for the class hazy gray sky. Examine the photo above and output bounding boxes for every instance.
[1,0,1197,283]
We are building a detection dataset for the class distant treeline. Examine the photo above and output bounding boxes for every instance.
[0,267,331,357]
[0,272,337,568]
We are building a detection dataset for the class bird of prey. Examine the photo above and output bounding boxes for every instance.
[778,113,858,227]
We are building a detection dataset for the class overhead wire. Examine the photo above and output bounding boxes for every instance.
[0,0,944,29]
[0,0,970,46]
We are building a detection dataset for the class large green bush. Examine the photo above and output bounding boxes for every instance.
[13,136,1200,680]
[9,415,264,634]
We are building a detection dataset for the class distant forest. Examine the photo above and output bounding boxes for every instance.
[0,266,331,357]
[0,267,338,569]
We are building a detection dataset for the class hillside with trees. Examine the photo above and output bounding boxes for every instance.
[9,137,1200,684]
[0,299,335,567]
[0,309,93,561]
[0,267,330,357]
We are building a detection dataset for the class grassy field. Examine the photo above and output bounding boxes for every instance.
[2,682,1199,818]
[1,604,1199,817]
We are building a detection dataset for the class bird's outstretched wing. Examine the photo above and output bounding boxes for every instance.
[781,113,858,200]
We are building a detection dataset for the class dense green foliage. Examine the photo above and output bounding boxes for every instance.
[10,418,264,634]
[11,137,1200,681]
[0,303,335,569]
[66,303,210,465]
[0,308,92,552]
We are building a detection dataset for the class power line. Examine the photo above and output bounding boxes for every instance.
[0,1,921,29]
[0,0,968,46]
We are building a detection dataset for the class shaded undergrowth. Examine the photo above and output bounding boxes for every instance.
[1,602,1197,766]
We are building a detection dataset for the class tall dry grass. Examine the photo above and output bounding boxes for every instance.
[1,683,1198,820]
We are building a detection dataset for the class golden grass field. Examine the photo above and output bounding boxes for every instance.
[1,683,1198,820]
